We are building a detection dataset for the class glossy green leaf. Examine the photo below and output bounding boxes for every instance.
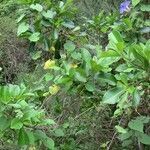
[62,21,75,29]
[43,137,55,149]
[17,14,25,23]
[75,72,86,83]
[11,118,23,130]
[108,30,124,43]
[100,50,120,58]
[103,87,124,104]
[81,48,91,63]
[115,125,127,134]
[0,85,21,104]
[85,82,95,92]
[29,32,40,42]
[64,41,76,53]
[42,10,56,19]
[30,3,43,12]
[133,89,140,107]
[132,0,141,7]
[54,29,58,40]
[44,73,54,81]
[99,73,116,86]
[71,52,81,60]
[17,22,29,36]
[31,51,42,60]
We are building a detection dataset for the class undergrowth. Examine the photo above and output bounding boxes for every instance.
[0,0,150,150]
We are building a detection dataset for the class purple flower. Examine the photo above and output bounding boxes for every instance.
[119,0,131,14]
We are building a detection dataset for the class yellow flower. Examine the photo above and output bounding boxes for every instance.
[44,59,55,69]
[70,63,78,68]
[49,84,60,95]
[50,46,55,51]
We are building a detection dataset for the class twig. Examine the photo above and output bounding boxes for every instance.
[107,115,124,150]
[73,105,95,120]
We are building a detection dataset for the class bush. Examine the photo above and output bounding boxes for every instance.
[0,0,150,149]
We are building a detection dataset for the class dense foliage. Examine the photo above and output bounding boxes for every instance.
[0,0,150,149]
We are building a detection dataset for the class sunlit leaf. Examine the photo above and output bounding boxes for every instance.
[11,118,23,130]
[30,3,43,12]
[132,0,141,7]
[115,125,127,134]
[17,22,29,36]
[29,32,40,42]
[103,87,124,104]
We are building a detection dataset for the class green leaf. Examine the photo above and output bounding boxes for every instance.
[31,51,42,60]
[29,32,40,42]
[55,76,70,84]
[34,130,47,140]
[17,22,29,36]
[64,41,76,53]
[102,87,124,104]
[11,118,23,130]
[42,119,56,125]
[85,82,95,92]
[108,30,124,43]
[108,31,124,53]
[115,125,127,134]
[0,84,21,104]
[116,64,133,72]
[44,73,54,81]
[122,139,133,147]
[137,133,150,145]
[99,73,116,86]
[62,21,75,29]
[133,89,140,107]
[18,128,29,146]
[17,14,25,23]
[42,10,56,19]
[128,119,143,132]
[0,116,10,131]
[71,52,81,60]
[132,0,141,7]
[30,3,43,12]
[140,27,150,34]
[119,131,132,141]
[43,137,55,149]
[75,72,86,83]
[8,84,21,97]
[54,128,65,137]
[0,86,11,104]
[27,131,35,145]
[140,5,150,11]
[54,29,58,40]
[59,1,64,8]
[138,116,150,124]
[100,50,120,58]
[81,48,91,63]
